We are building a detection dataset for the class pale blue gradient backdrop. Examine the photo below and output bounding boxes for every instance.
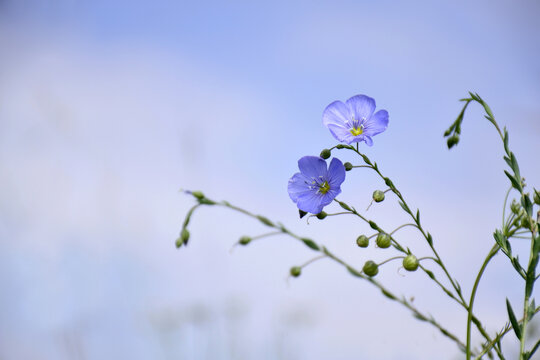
[1,1,539,359]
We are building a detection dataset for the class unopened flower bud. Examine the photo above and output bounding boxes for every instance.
[336,144,345,149]
[178,228,189,247]
[175,237,184,248]
[376,233,391,248]
[316,211,327,220]
[363,260,379,277]
[320,149,331,159]
[447,134,459,149]
[510,199,521,214]
[239,236,251,245]
[403,255,419,271]
[372,190,385,203]
[191,191,205,200]
[534,190,540,205]
[290,266,302,277]
[344,162,353,171]
[356,235,369,248]
[520,216,531,229]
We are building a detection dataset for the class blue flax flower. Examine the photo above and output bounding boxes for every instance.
[322,94,389,146]
[288,156,345,214]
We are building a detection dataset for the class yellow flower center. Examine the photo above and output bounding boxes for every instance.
[318,181,330,194]
[350,125,363,136]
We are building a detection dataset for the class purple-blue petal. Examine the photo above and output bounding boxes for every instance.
[363,109,389,136]
[364,136,373,146]
[346,95,376,121]
[327,124,355,144]
[296,191,326,214]
[288,172,311,202]
[327,158,345,186]
[298,156,327,179]
[322,100,350,128]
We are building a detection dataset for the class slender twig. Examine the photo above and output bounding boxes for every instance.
[466,244,501,360]
[191,196,470,354]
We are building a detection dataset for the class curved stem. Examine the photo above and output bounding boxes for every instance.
[198,196,469,354]
[390,223,418,236]
[377,256,405,267]
[466,244,500,360]
[299,254,327,269]
[338,147,499,354]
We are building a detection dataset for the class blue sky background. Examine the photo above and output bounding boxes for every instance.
[1,1,539,359]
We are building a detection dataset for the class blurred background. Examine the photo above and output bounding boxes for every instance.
[1,0,539,359]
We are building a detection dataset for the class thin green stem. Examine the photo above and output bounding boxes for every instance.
[519,234,536,359]
[466,244,500,360]
[337,147,499,354]
[377,256,405,267]
[389,223,418,236]
[476,306,540,359]
[502,186,512,228]
[299,254,327,269]
[199,196,469,354]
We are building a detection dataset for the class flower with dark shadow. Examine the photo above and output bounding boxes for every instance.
[322,94,389,145]
[288,156,345,214]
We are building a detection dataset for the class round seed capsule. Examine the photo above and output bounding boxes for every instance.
[363,261,379,277]
[376,233,391,248]
[403,255,419,271]
[356,235,369,248]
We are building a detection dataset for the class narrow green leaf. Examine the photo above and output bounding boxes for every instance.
[369,221,379,231]
[426,233,433,246]
[361,154,372,165]
[416,209,420,224]
[384,177,394,188]
[521,194,533,217]
[337,201,352,211]
[257,215,274,227]
[504,170,522,191]
[424,269,435,280]
[504,155,512,170]
[381,289,396,300]
[528,299,536,321]
[301,238,320,251]
[503,128,510,154]
[398,200,411,214]
[527,338,540,359]
[506,298,522,340]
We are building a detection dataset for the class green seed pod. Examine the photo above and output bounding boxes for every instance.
[344,162,353,171]
[447,134,459,149]
[356,235,369,248]
[320,149,331,159]
[376,233,391,248]
[290,266,302,277]
[191,191,205,200]
[403,255,419,271]
[239,236,251,245]
[316,211,327,220]
[363,260,379,277]
[510,199,521,214]
[372,190,385,203]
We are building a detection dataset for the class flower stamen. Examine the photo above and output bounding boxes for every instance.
[318,181,330,194]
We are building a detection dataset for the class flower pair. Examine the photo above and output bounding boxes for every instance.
[288,95,389,214]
